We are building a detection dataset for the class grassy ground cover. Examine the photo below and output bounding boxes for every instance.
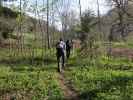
[64,55,133,100]
[0,48,64,100]
[0,43,133,100]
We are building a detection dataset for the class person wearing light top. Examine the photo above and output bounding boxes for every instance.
[56,38,66,72]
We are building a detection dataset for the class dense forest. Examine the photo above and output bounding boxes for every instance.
[0,0,133,100]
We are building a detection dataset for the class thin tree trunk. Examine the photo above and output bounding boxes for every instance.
[47,0,50,49]
[97,0,101,32]
[79,0,81,18]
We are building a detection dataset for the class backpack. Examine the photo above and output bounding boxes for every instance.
[56,42,61,49]
[57,41,65,49]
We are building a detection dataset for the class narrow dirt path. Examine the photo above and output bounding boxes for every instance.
[58,73,79,100]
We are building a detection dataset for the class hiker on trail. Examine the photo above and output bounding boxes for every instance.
[66,40,72,59]
[56,38,66,71]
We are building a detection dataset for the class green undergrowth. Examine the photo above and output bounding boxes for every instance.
[100,56,133,70]
[64,55,133,100]
[0,48,63,100]
[112,42,133,49]
[0,45,133,100]
[0,66,63,100]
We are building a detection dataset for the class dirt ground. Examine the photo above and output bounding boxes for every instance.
[111,48,133,60]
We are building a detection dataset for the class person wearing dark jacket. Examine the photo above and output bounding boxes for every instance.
[66,40,72,59]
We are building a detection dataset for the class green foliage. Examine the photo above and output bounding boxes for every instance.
[0,6,18,17]
[79,10,96,44]
[0,47,64,99]
[0,21,13,39]
[112,41,133,49]
[0,6,18,40]
[0,49,64,99]
[0,40,133,99]
[78,10,100,61]
[64,56,133,100]
[81,10,95,33]
[0,67,63,99]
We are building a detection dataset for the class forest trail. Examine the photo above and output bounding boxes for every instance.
[58,72,79,100]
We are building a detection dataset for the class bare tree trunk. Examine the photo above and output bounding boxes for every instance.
[108,0,129,40]
[79,0,81,18]
[118,11,125,40]
[0,0,1,5]
[47,0,50,49]
[19,0,24,57]
[97,0,101,32]
[51,0,56,54]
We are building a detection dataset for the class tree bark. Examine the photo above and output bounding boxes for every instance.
[47,0,50,49]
